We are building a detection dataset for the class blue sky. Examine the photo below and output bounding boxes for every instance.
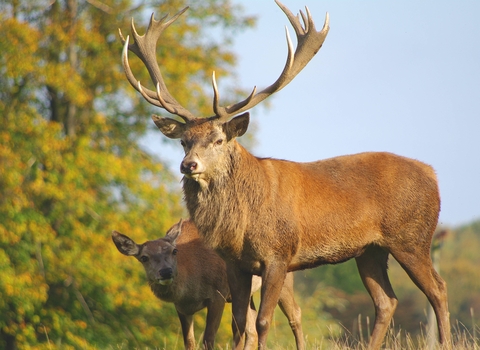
[142,0,480,227]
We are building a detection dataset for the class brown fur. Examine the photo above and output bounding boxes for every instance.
[112,219,304,350]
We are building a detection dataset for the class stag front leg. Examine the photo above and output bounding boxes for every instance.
[227,263,253,350]
[257,262,288,350]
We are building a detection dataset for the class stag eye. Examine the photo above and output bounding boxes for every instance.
[172,249,178,255]
[215,139,223,146]
[139,256,149,263]
[180,140,186,147]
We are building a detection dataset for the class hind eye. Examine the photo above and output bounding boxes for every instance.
[172,249,178,255]
[215,139,223,146]
[139,256,149,263]
[180,140,186,147]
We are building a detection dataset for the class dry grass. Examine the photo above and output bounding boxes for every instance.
[240,317,480,350]
[114,317,479,349]
[295,319,480,350]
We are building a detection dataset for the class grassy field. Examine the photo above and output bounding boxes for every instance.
[261,320,479,350]
[303,322,478,350]
[110,319,479,349]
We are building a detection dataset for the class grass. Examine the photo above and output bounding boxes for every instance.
[110,307,479,349]
[123,319,479,350]
[327,321,479,350]
[265,317,480,350]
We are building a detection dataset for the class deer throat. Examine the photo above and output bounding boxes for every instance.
[183,177,246,256]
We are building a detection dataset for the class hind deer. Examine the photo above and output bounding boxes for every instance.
[112,219,304,350]
[119,1,451,349]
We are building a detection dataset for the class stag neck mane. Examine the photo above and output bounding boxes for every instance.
[183,141,267,256]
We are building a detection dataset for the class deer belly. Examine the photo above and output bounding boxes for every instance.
[289,244,367,271]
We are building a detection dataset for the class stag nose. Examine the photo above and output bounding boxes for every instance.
[180,161,197,174]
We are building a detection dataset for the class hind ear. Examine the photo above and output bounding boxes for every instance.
[112,231,140,256]
[165,219,183,245]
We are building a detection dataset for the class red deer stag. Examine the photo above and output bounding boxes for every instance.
[112,219,304,350]
[119,1,451,349]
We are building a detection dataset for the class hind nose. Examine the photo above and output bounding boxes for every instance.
[180,161,197,174]
[159,267,173,279]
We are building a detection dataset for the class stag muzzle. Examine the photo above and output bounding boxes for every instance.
[180,160,197,175]
[180,155,205,182]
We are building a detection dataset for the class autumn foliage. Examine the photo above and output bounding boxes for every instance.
[2,1,480,349]
[0,0,254,348]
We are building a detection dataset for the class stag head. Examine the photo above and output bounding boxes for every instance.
[119,1,329,186]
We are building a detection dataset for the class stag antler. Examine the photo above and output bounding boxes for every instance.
[213,0,329,121]
[120,1,329,123]
[119,7,195,122]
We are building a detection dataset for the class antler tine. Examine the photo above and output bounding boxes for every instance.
[121,35,158,102]
[119,21,168,102]
[300,8,310,33]
[119,7,195,122]
[213,0,329,122]
[212,71,257,118]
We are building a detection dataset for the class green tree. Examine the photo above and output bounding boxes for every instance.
[0,0,254,348]
[441,221,480,331]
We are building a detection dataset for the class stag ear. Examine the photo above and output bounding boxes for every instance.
[223,112,250,140]
[164,219,183,245]
[152,115,187,139]
[112,231,140,256]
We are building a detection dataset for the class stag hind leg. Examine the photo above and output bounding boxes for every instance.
[390,245,451,347]
[278,273,305,350]
[244,297,259,350]
[355,245,398,350]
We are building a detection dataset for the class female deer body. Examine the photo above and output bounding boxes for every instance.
[112,219,304,350]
